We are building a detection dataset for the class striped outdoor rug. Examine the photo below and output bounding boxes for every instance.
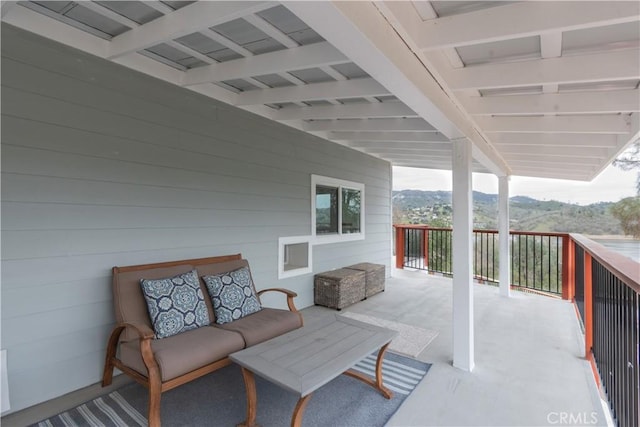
[33,352,430,427]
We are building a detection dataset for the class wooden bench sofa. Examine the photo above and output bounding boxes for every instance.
[102,254,303,427]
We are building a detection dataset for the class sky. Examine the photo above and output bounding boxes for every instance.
[393,164,638,205]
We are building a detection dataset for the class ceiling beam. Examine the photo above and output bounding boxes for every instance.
[328,131,449,142]
[283,1,465,140]
[145,1,175,15]
[371,1,510,175]
[272,101,417,120]
[346,141,451,150]
[464,89,640,116]
[2,4,109,57]
[234,78,389,106]
[107,1,275,59]
[81,2,140,28]
[183,41,347,86]
[361,147,452,156]
[510,169,592,181]
[477,115,631,134]
[303,118,436,132]
[447,49,640,90]
[491,133,619,148]
[502,153,605,163]
[497,145,610,158]
[416,1,640,51]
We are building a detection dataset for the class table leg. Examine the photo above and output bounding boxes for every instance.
[237,367,260,427]
[343,342,393,399]
[291,394,313,427]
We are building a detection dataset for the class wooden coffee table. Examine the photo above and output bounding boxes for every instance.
[229,313,398,427]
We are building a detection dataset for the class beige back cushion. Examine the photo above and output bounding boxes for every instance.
[114,264,195,342]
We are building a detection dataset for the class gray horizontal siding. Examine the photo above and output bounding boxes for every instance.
[1,24,392,413]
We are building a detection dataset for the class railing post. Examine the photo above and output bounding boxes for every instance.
[395,226,405,269]
[562,235,575,300]
[423,227,429,271]
[584,251,593,357]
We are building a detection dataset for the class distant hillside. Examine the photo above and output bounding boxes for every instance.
[392,190,623,235]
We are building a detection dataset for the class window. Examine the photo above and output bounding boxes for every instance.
[312,175,364,243]
[278,236,312,279]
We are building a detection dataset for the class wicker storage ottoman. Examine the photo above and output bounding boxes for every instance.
[314,268,366,310]
[345,263,385,298]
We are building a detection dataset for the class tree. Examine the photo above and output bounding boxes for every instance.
[613,140,640,194]
[610,196,640,238]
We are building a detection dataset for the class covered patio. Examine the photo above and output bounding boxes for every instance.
[3,268,608,426]
[1,1,638,425]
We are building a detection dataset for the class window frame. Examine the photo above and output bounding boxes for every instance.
[311,175,365,244]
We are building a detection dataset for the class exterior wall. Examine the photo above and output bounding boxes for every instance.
[0,25,392,413]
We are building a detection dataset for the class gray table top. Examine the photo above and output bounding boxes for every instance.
[229,313,397,396]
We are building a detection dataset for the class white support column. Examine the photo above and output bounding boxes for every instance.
[499,176,511,297]
[451,139,474,372]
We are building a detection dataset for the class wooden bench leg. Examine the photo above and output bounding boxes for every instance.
[148,372,162,427]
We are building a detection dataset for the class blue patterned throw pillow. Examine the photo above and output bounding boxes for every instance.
[140,270,210,339]
[202,267,262,325]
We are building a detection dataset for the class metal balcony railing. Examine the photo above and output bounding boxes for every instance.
[394,225,639,426]
[394,225,564,295]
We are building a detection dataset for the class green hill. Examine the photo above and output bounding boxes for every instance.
[392,190,623,235]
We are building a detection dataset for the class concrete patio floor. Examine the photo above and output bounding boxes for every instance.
[326,267,610,427]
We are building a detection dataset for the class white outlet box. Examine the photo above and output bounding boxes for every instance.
[1,349,9,413]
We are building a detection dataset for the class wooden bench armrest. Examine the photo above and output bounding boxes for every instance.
[257,288,299,313]
[120,321,155,340]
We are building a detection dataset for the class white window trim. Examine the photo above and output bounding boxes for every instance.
[278,235,313,279]
[311,174,365,245]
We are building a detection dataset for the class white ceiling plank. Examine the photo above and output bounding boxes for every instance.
[491,133,619,148]
[417,1,640,51]
[273,102,417,120]
[372,0,509,175]
[328,131,449,142]
[497,145,610,158]
[448,49,640,90]
[2,4,109,57]
[511,161,596,170]
[510,169,592,181]
[477,115,631,134]
[183,41,348,86]
[82,2,139,28]
[492,138,618,151]
[465,90,640,116]
[303,118,436,132]
[235,78,389,106]
[107,1,275,59]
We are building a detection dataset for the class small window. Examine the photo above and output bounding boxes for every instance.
[278,236,312,279]
[312,175,365,243]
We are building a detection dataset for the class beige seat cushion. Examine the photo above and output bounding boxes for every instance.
[120,326,245,381]
[218,308,303,347]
